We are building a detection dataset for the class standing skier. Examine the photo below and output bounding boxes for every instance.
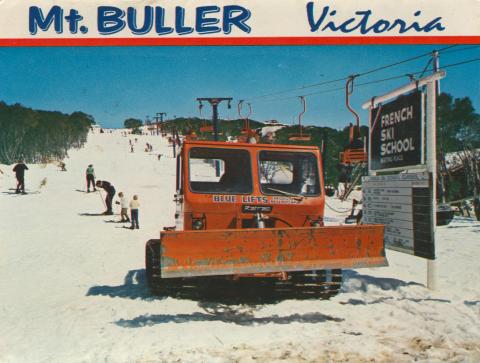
[86,164,96,192]
[95,180,116,215]
[115,192,130,222]
[13,160,28,194]
[129,195,140,229]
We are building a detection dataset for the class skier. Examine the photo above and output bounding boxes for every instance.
[129,195,140,229]
[85,164,96,192]
[13,160,28,194]
[95,180,116,215]
[115,192,130,222]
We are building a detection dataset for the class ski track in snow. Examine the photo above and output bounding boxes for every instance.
[0,130,479,363]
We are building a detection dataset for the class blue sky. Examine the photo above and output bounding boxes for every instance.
[0,45,478,129]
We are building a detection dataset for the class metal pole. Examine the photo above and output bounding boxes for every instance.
[362,71,445,110]
[156,112,166,136]
[212,102,219,142]
[433,51,447,204]
[426,79,437,290]
[172,126,177,158]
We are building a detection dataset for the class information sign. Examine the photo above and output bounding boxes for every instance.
[362,172,434,259]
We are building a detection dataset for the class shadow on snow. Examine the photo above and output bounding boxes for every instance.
[87,269,425,305]
[342,270,423,292]
[115,309,343,328]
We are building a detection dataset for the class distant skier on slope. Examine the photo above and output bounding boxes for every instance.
[95,180,116,215]
[86,164,96,192]
[13,160,28,194]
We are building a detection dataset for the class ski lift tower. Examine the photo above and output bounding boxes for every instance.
[196,97,232,141]
[155,112,166,136]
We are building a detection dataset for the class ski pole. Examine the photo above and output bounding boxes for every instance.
[97,189,107,209]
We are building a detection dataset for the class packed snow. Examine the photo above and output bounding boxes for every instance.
[1,130,479,363]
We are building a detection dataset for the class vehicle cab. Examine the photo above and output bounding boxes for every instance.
[174,140,326,231]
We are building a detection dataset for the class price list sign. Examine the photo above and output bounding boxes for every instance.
[362,172,434,259]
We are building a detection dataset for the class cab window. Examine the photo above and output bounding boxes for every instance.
[259,151,320,196]
[189,147,253,194]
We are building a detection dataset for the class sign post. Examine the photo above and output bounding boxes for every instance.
[426,78,438,290]
[362,70,445,289]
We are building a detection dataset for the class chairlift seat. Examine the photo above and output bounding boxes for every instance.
[340,148,367,164]
[288,133,311,141]
[200,125,214,133]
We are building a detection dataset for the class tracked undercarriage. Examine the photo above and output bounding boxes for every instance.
[147,239,343,301]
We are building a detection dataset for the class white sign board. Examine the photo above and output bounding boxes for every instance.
[362,172,434,259]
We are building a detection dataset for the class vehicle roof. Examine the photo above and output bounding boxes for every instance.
[183,140,319,151]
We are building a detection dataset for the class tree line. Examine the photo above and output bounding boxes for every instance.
[0,101,95,164]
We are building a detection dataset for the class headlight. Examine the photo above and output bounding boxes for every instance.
[310,217,323,227]
[192,219,204,230]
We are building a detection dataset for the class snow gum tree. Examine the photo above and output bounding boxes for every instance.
[0,101,95,164]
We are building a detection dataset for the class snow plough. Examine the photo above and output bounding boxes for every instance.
[146,140,387,299]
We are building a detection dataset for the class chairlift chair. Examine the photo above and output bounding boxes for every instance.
[340,76,367,165]
[198,102,214,133]
[288,96,311,141]
[238,100,259,143]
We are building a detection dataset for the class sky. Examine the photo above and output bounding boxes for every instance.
[0,45,479,129]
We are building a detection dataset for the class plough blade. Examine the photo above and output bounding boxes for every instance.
[159,225,386,278]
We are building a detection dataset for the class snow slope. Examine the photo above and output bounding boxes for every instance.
[1,131,479,363]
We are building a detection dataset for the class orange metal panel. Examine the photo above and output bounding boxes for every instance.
[159,225,386,278]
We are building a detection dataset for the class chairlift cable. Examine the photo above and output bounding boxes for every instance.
[252,56,480,104]
[437,45,480,55]
[355,44,456,78]
[244,45,458,102]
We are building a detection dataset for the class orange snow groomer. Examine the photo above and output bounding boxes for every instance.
[146,140,386,297]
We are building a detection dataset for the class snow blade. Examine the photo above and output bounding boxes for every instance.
[159,225,386,278]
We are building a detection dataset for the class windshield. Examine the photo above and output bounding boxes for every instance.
[189,147,253,194]
[259,151,320,196]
